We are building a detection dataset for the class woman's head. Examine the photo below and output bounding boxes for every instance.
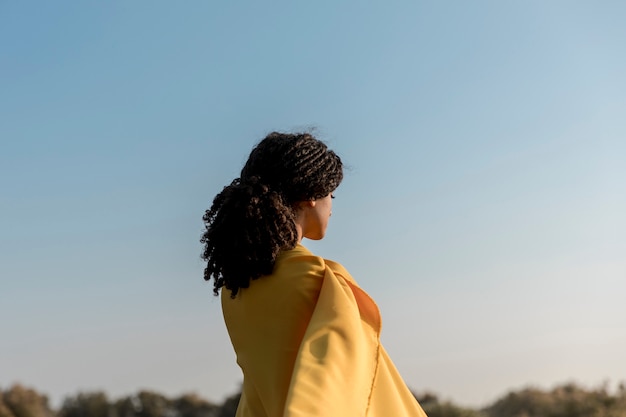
[240,132,343,204]
[201,132,343,297]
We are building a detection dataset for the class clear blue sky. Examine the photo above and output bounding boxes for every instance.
[1,0,625,408]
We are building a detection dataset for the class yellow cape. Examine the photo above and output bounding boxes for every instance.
[222,244,427,417]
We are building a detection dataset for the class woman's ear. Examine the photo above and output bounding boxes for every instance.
[300,200,316,208]
[294,200,315,211]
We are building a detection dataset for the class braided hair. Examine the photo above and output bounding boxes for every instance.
[201,132,343,297]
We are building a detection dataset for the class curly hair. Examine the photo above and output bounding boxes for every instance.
[201,132,343,297]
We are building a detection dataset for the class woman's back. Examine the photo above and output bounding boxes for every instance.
[222,244,325,417]
[222,244,427,417]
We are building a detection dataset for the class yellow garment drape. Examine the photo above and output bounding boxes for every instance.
[222,244,427,417]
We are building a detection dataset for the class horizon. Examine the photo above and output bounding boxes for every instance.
[4,377,626,409]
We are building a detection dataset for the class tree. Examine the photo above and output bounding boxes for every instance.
[59,392,110,417]
[171,394,217,417]
[215,393,240,417]
[112,392,176,417]
[483,382,626,417]
[2,384,54,417]
[0,395,17,417]
[414,391,486,417]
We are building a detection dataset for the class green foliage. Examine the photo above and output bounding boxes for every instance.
[134,391,171,417]
[111,391,218,417]
[483,382,626,417]
[1,385,53,417]
[3,381,626,417]
[171,394,218,417]
[1,387,218,417]
[415,392,487,417]
[59,392,110,417]
[0,396,17,417]
[214,393,239,417]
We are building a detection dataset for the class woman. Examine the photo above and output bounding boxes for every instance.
[201,132,427,417]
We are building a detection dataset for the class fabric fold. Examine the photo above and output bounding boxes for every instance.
[283,263,380,416]
[222,244,427,417]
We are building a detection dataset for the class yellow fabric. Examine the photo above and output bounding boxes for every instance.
[222,244,427,417]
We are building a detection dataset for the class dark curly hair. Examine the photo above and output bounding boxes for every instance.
[201,132,343,297]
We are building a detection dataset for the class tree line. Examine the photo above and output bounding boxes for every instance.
[2,381,626,417]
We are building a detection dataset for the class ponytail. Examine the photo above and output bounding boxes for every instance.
[201,176,298,297]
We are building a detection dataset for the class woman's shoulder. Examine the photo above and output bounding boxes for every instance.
[277,243,324,265]
[322,257,349,274]
[272,243,326,280]
[275,244,356,285]
[323,257,357,285]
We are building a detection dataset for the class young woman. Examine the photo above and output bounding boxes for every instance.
[201,132,427,417]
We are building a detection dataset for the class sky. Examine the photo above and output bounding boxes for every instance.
[1,0,625,409]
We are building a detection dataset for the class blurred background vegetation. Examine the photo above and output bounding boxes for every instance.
[2,381,626,417]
